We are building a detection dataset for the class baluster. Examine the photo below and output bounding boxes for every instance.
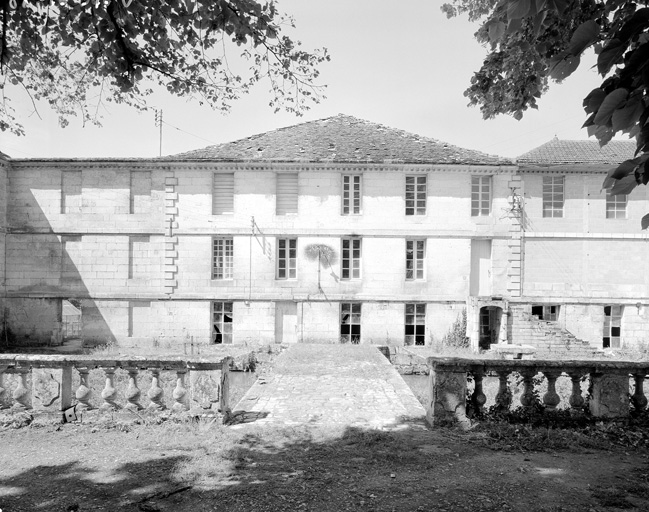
[172,370,188,413]
[75,367,92,410]
[542,371,561,411]
[470,369,487,414]
[519,369,536,407]
[124,369,142,411]
[632,373,648,411]
[494,370,512,412]
[12,367,31,411]
[148,369,165,410]
[568,372,585,411]
[100,368,118,410]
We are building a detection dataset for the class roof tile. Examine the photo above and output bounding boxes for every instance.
[170,114,511,166]
[517,139,636,165]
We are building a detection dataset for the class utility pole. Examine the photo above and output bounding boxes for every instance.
[155,109,163,156]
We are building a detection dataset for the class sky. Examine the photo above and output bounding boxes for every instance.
[0,0,608,160]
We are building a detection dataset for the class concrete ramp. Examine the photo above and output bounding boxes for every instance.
[231,344,426,429]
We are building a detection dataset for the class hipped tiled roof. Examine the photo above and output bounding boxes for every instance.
[171,114,512,166]
[517,138,636,166]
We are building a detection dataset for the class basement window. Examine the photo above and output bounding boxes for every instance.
[340,303,361,344]
[603,305,622,348]
[531,305,559,321]
[405,303,426,346]
[212,301,233,344]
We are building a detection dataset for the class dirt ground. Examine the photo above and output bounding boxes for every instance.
[2,416,649,512]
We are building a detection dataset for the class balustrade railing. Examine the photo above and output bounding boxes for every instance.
[0,355,233,422]
[427,357,648,428]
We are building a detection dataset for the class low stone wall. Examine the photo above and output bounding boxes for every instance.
[0,354,234,423]
[427,357,647,428]
[377,346,428,374]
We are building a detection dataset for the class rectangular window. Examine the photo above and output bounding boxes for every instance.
[603,305,623,348]
[61,170,82,213]
[405,175,427,215]
[212,238,233,279]
[277,238,297,279]
[405,303,426,346]
[406,239,426,280]
[340,302,361,344]
[471,176,492,216]
[128,301,151,338]
[531,305,559,322]
[341,237,361,280]
[212,301,233,344]
[606,192,627,219]
[130,171,152,214]
[61,235,82,282]
[128,236,150,279]
[342,175,362,215]
[212,173,235,215]
[276,173,298,215]
[542,176,564,218]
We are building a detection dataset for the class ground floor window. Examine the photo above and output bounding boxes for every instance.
[212,301,233,344]
[603,305,622,348]
[531,305,559,321]
[405,303,426,346]
[340,302,361,344]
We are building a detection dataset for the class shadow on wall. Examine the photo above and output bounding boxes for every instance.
[4,173,118,348]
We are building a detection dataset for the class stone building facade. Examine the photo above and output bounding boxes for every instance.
[0,116,646,352]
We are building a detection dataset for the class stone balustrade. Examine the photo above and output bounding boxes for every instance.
[0,354,233,422]
[427,357,649,428]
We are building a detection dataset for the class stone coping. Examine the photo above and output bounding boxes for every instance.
[0,354,232,370]
[428,356,649,373]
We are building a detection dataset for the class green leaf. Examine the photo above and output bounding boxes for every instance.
[610,174,638,195]
[643,159,649,185]
[611,95,644,132]
[488,20,506,43]
[549,54,580,80]
[617,8,649,44]
[598,38,627,75]
[567,20,599,55]
[641,213,649,230]
[583,88,606,114]
[507,0,531,20]
[593,88,628,125]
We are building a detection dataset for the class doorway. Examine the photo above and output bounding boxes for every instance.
[479,306,502,350]
[275,302,298,343]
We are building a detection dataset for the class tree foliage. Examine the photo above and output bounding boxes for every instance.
[443,0,649,221]
[0,0,329,135]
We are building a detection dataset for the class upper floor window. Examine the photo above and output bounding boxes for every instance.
[342,175,362,215]
[405,175,427,215]
[406,239,425,280]
[130,171,152,214]
[212,301,233,344]
[277,173,298,215]
[212,237,233,279]
[542,176,564,218]
[471,176,492,216]
[341,237,361,280]
[213,173,234,215]
[606,191,627,219]
[61,170,82,214]
[277,238,297,279]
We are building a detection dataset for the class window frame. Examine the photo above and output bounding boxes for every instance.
[606,191,628,219]
[405,303,426,346]
[340,302,361,344]
[405,175,427,216]
[542,176,564,218]
[212,301,233,344]
[212,237,234,280]
[405,239,426,281]
[342,174,362,215]
[471,175,492,217]
[212,172,235,215]
[603,305,623,348]
[276,237,297,279]
[276,172,299,215]
[341,237,362,280]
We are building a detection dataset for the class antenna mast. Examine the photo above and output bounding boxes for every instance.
[155,109,163,157]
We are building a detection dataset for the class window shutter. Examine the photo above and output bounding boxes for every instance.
[213,173,234,214]
[276,173,298,215]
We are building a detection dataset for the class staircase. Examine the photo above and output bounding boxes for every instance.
[511,309,598,358]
